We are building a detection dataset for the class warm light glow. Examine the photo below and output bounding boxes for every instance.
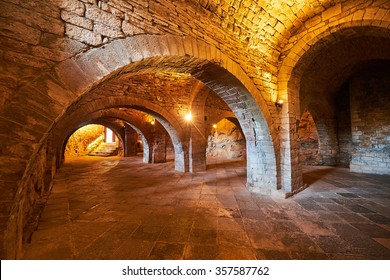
[150,120,155,125]
[277,99,284,105]
[185,112,192,121]
[105,128,114,143]
[213,124,217,128]
[145,114,155,124]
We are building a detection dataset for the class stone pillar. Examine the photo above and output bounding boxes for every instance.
[280,97,303,194]
[317,118,339,166]
[188,113,206,172]
[124,126,137,157]
[151,133,167,163]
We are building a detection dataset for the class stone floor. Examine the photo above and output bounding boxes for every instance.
[23,156,390,260]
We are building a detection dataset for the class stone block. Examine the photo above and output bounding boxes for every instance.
[0,18,41,45]
[20,0,61,18]
[61,10,93,30]
[65,23,102,46]
[0,37,29,53]
[322,4,342,21]
[122,20,145,36]
[54,58,92,96]
[39,32,87,54]
[54,0,85,16]
[94,22,124,38]
[31,45,71,62]
[0,156,27,181]
[85,4,122,29]
[33,73,75,107]
[4,51,52,69]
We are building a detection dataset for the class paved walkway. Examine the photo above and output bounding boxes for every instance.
[23,156,390,259]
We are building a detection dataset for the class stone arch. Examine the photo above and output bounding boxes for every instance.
[52,97,186,172]
[63,109,164,165]
[52,35,278,191]
[206,115,247,162]
[278,13,390,192]
[305,103,339,166]
[62,120,125,159]
[205,112,241,140]
[85,118,150,164]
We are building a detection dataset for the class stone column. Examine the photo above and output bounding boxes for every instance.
[188,113,207,172]
[317,118,339,166]
[279,94,303,194]
[151,133,167,163]
[124,126,138,157]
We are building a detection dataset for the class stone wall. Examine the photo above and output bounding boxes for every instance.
[0,0,389,259]
[207,119,245,160]
[336,83,352,168]
[64,124,105,158]
[298,109,320,165]
[349,62,390,175]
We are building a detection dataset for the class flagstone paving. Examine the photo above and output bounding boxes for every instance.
[23,156,390,260]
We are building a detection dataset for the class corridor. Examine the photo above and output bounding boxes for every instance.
[23,157,390,260]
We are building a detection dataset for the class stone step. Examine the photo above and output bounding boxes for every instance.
[88,142,118,157]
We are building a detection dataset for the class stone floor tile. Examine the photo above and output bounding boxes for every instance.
[218,217,244,231]
[362,213,390,224]
[184,244,219,260]
[310,235,352,254]
[148,242,185,260]
[131,225,163,241]
[158,226,191,243]
[22,157,390,260]
[113,239,155,259]
[351,223,390,238]
[217,246,256,259]
[218,230,251,248]
[189,228,218,245]
[373,238,390,250]
[255,249,291,260]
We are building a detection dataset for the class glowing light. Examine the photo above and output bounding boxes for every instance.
[275,99,284,109]
[213,124,217,129]
[185,112,192,121]
[105,128,114,143]
[150,120,155,125]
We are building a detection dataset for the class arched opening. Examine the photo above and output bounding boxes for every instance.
[52,53,277,191]
[281,25,390,191]
[64,124,122,160]
[206,118,246,164]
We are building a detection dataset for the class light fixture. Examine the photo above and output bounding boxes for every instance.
[213,124,217,129]
[275,99,284,109]
[185,112,192,122]
[150,120,155,125]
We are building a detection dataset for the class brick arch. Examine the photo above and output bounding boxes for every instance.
[301,104,338,166]
[53,35,278,191]
[52,96,187,172]
[62,120,126,159]
[61,109,164,165]
[71,116,150,164]
[278,18,390,101]
[86,111,153,164]
[277,13,390,193]
[205,112,241,141]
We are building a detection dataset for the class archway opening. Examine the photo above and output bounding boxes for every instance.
[64,124,121,160]
[206,118,246,166]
